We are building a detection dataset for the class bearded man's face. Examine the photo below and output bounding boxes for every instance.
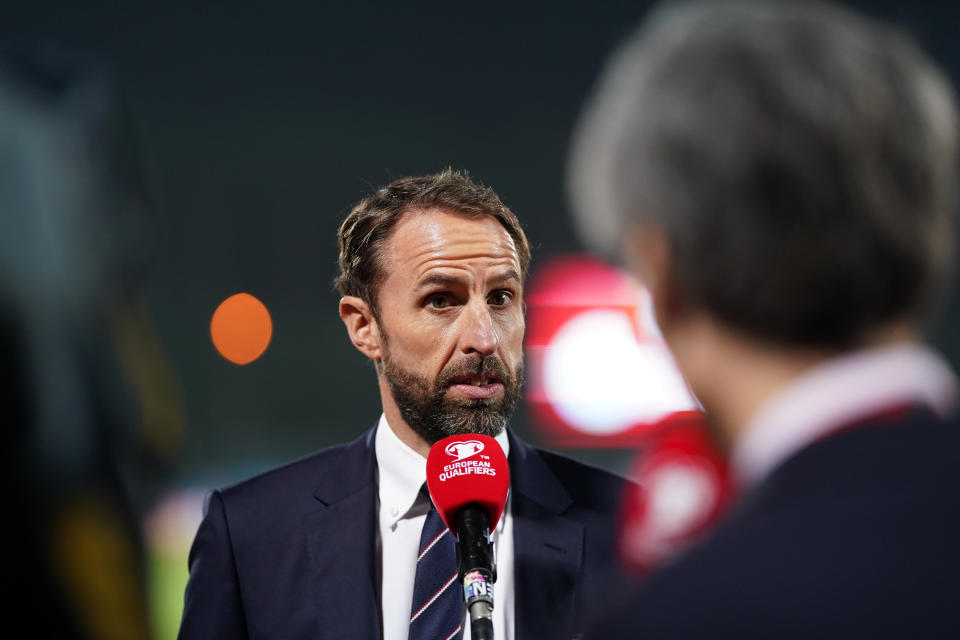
[371,208,527,443]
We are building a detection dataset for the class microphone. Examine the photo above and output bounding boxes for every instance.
[426,434,510,640]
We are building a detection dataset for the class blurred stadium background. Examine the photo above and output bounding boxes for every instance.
[3,1,958,638]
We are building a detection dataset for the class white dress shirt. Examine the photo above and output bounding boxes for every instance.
[375,414,515,640]
[732,343,959,489]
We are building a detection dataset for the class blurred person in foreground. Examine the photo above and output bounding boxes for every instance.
[568,1,960,637]
[179,169,629,640]
[1,45,184,639]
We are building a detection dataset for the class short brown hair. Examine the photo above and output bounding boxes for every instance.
[335,168,531,314]
[569,0,958,348]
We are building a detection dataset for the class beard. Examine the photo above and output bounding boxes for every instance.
[382,351,525,445]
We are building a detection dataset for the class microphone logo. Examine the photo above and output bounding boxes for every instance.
[445,440,485,461]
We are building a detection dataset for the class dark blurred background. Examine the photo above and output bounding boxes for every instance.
[3,1,958,637]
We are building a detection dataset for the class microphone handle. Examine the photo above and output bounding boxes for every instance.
[454,505,496,582]
[469,604,494,640]
[454,505,497,639]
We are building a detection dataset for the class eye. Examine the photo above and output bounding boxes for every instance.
[426,293,452,309]
[488,290,513,306]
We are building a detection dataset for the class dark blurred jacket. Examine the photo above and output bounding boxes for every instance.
[588,408,960,638]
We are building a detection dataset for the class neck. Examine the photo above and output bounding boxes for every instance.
[377,373,431,458]
[671,315,917,450]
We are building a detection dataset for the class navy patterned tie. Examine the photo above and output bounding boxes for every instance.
[409,487,463,640]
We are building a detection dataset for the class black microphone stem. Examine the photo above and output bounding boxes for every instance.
[454,505,496,640]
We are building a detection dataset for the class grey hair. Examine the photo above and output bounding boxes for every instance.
[568,0,959,347]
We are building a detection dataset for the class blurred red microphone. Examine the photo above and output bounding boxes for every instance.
[426,434,510,640]
[618,420,733,575]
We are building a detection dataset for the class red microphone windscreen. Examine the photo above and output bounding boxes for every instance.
[426,434,510,534]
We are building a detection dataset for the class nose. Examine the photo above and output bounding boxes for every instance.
[459,298,499,356]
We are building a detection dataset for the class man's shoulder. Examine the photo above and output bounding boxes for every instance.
[711,409,960,558]
[531,444,627,491]
[510,431,630,513]
[215,428,375,514]
[588,411,960,637]
[760,407,960,507]
[593,480,960,638]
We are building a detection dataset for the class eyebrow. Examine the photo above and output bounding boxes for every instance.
[413,269,521,293]
[488,269,522,287]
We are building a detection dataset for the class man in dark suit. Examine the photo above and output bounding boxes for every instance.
[178,169,628,640]
[568,1,960,636]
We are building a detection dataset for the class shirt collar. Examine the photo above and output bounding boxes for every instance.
[731,343,958,489]
[375,413,511,528]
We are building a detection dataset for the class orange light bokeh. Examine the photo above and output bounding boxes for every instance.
[210,293,273,365]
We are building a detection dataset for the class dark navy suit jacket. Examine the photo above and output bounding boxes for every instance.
[587,409,960,638]
[179,428,629,639]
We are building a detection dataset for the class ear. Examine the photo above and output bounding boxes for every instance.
[622,221,683,334]
[339,296,383,361]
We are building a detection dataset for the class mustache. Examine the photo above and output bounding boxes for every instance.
[437,355,512,387]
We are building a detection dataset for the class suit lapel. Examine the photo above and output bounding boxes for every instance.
[305,428,381,639]
[300,428,588,638]
[508,431,584,640]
